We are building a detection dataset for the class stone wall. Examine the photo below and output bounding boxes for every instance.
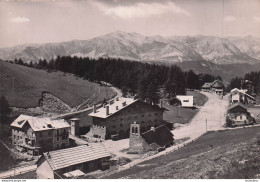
[92,100,164,139]
[88,125,106,140]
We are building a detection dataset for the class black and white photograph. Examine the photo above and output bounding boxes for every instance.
[0,0,260,180]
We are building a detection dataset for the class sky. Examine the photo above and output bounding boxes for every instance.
[0,0,260,48]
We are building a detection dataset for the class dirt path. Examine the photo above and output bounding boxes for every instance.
[98,92,230,178]
[172,92,229,140]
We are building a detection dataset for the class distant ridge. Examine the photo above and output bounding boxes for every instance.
[1,31,260,65]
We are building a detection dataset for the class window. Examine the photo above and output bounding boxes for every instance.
[132,127,135,134]
[13,135,16,139]
[135,127,138,133]
[48,131,52,136]
[57,144,59,149]
[155,113,158,116]
[142,114,144,118]
[62,136,65,140]
[57,130,60,135]
[57,137,59,141]
[183,100,189,102]
[20,136,22,139]
[240,115,242,120]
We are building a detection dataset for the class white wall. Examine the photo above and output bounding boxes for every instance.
[37,160,54,179]
[176,96,193,107]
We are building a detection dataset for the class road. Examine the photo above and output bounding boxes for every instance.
[172,92,229,140]
[99,92,230,177]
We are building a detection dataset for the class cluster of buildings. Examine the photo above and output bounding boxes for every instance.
[10,97,174,178]
[201,80,224,95]
[226,86,256,126]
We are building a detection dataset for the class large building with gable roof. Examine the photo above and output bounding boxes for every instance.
[88,97,164,140]
[36,143,111,179]
[10,115,70,155]
[201,79,224,95]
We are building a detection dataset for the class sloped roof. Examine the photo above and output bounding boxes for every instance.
[211,80,223,88]
[88,97,138,119]
[228,102,248,111]
[10,114,70,131]
[201,82,212,89]
[231,88,255,100]
[231,88,247,94]
[43,143,111,171]
[141,125,174,147]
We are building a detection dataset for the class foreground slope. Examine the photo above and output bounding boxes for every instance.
[0,61,114,108]
[104,126,260,179]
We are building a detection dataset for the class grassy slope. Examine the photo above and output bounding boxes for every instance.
[104,126,260,179]
[0,141,16,172]
[0,61,114,108]
[163,91,208,124]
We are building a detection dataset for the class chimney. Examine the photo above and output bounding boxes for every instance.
[116,97,119,101]
[116,106,119,110]
[160,100,163,108]
[109,100,114,105]
[122,101,126,107]
[150,127,155,131]
[106,106,109,116]
[93,104,97,113]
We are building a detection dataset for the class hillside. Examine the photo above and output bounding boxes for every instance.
[0,61,115,108]
[0,31,260,65]
[102,126,260,179]
[175,60,260,82]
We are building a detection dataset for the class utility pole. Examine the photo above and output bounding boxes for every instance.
[206,118,208,132]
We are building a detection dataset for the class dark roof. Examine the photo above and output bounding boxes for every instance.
[228,102,248,111]
[141,125,174,147]
[201,83,212,89]
[211,80,223,88]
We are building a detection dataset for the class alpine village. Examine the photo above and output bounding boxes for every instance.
[1,1,260,180]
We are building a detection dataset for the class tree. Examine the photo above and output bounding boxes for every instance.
[0,95,11,139]
[0,95,11,119]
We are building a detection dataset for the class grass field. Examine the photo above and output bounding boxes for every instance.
[163,91,208,124]
[0,61,115,108]
[104,126,260,179]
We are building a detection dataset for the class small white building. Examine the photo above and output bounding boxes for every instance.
[230,88,255,105]
[176,95,194,107]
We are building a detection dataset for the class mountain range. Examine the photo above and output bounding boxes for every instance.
[1,31,260,65]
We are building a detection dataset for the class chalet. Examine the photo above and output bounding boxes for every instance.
[201,83,212,92]
[227,103,254,126]
[36,143,111,179]
[230,88,255,105]
[201,80,224,95]
[129,122,174,154]
[10,115,70,155]
[88,97,164,140]
[243,80,255,95]
[176,95,193,107]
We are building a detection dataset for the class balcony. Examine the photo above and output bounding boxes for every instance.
[55,132,69,137]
